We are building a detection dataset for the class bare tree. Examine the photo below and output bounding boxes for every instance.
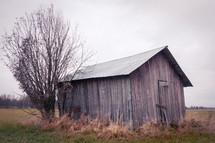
[2,5,93,120]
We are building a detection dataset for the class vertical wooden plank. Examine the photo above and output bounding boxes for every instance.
[129,52,186,126]
[68,51,186,127]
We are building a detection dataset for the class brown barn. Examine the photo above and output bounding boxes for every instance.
[58,46,192,128]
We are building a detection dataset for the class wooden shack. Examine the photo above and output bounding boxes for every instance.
[58,46,192,128]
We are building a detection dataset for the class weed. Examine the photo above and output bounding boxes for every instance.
[1,109,215,142]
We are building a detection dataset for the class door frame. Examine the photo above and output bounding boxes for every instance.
[157,80,168,122]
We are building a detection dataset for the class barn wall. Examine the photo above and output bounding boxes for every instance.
[130,52,185,127]
[71,76,133,124]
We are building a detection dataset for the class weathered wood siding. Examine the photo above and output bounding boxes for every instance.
[130,52,185,127]
[62,51,186,128]
[70,76,133,123]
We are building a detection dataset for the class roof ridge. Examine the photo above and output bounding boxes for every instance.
[61,45,192,87]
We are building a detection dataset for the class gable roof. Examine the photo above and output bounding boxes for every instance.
[62,46,192,87]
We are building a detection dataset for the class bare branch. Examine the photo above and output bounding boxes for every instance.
[1,5,93,120]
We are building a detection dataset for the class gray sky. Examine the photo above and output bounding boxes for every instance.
[0,0,214,107]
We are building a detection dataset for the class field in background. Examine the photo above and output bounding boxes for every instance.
[0,109,39,125]
[1,109,214,125]
[0,109,60,125]
[0,109,215,143]
[186,109,215,121]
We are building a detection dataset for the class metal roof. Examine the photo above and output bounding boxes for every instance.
[62,46,192,87]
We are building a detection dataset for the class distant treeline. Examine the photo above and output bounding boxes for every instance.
[0,94,34,108]
[186,106,215,110]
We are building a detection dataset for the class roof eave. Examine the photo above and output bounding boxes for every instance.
[161,48,193,87]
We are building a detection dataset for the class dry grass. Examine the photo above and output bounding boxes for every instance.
[22,116,137,141]
[21,113,215,141]
[0,108,60,125]
[0,108,39,125]
[1,109,215,141]
[186,109,215,121]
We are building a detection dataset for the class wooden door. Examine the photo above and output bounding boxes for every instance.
[156,80,168,122]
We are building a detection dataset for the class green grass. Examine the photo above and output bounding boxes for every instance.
[135,134,215,143]
[0,123,101,143]
[0,109,215,143]
[1,123,215,143]
[0,124,63,143]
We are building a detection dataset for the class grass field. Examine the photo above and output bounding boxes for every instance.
[0,109,215,143]
[186,109,215,120]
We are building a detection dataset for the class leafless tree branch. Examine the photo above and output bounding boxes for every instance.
[1,5,93,120]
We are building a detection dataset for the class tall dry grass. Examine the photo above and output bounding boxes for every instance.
[21,115,215,141]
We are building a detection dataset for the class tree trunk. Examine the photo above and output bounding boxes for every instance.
[57,82,73,117]
[42,93,56,120]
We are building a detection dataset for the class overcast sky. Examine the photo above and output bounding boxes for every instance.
[0,0,215,107]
